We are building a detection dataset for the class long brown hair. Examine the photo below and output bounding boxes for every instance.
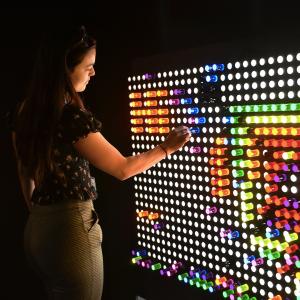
[15,25,96,187]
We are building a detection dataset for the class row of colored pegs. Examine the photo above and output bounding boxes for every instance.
[132,252,258,299]
[130,108,169,116]
[131,117,169,124]
[229,102,300,113]
[245,115,300,124]
[145,90,168,98]
[188,116,206,124]
[137,210,160,220]
[264,138,300,148]
[231,169,260,179]
[169,98,193,105]
[232,159,260,168]
[204,63,225,72]
[254,127,300,136]
[131,127,170,133]
[220,229,240,239]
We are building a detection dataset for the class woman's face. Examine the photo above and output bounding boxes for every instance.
[70,48,96,92]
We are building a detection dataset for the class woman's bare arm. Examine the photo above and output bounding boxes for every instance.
[12,132,35,210]
[73,126,191,181]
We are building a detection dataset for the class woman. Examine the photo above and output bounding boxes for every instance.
[10,25,191,299]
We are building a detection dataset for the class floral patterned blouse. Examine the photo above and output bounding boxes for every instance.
[10,103,102,205]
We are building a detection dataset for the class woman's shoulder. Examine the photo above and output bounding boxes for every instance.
[59,103,102,142]
[61,103,94,122]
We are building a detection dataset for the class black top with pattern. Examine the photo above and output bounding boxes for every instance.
[9,103,102,205]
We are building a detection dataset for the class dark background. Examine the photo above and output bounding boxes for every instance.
[1,1,300,299]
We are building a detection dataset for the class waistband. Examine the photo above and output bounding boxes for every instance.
[31,199,94,214]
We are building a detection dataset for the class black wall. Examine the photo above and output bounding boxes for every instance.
[1,2,300,299]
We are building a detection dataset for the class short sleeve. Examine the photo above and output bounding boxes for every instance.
[59,105,102,144]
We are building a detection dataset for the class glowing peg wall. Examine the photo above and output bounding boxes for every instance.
[129,53,300,299]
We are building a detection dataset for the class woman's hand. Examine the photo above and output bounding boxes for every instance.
[160,126,191,155]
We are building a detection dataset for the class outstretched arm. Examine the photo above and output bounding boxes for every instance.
[73,126,191,181]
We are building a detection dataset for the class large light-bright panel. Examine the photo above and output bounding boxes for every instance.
[129,52,300,299]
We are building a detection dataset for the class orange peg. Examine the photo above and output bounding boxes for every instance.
[275,208,288,218]
[146,118,158,124]
[263,127,271,135]
[215,277,227,285]
[209,158,216,166]
[275,219,288,229]
[292,152,300,160]
[273,151,284,159]
[269,295,282,300]
[217,168,230,176]
[271,127,280,135]
[131,127,144,133]
[273,162,287,171]
[210,168,218,176]
[159,127,170,134]
[284,210,298,219]
[211,187,222,196]
[148,213,159,220]
[138,211,149,218]
[254,128,263,135]
[146,91,157,97]
[277,264,290,274]
[265,184,278,193]
[291,128,300,136]
[264,173,277,182]
[250,160,260,168]
[218,189,230,197]
[264,139,272,147]
[156,90,168,97]
[246,149,260,157]
[130,101,143,107]
[274,197,287,206]
[129,92,142,99]
[215,158,228,166]
[286,244,299,254]
[144,100,158,107]
[131,118,143,125]
[216,137,227,145]
[148,127,159,133]
[158,118,169,124]
[282,139,294,147]
[247,171,261,180]
[130,109,143,116]
[158,109,169,115]
[217,179,230,187]
[249,138,258,146]
[257,205,270,215]
[211,178,218,186]
[217,148,227,156]
[263,161,276,170]
[209,148,227,156]
[146,109,158,116]
[292,140,300,148]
